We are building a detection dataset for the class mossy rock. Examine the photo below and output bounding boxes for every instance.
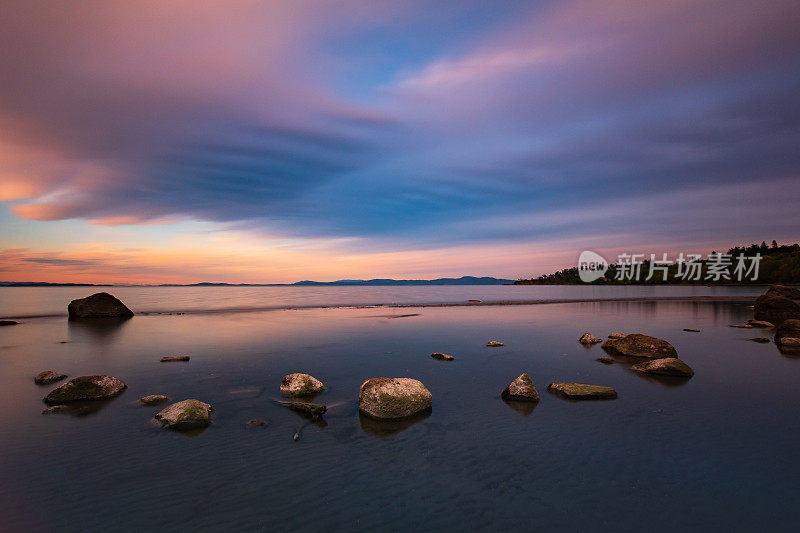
[280,373,325,397]
[501,373,539,402]
[548,382,617,400]
[155,399,212,430]
[602,334,677,359]
[359,378,432,420]
[43,375,126,404]
[630,357,694,377]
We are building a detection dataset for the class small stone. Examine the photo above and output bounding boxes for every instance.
[579,333,602,345]
[160,355,190,362]
[596,357,615,364]
[0,320,19,326]
[683,328,700,332]
[155,399,212,430]
[280,373,325,397]
[139,394,168,406]
[34,371,67,385]
[729,324,754,329]
[431,352,454,361]
[486,340,504,347]
[607,332,627,339]
[747,337,770,343]
[501,373,539,402]
[548,382,617,400]
[630,357,694,378]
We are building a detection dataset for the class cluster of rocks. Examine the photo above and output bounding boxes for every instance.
[751,285,800,353]
[578,331,695,378]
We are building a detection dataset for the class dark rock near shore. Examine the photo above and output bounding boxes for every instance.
[630,357,694,377]
[160,355,190,362]
[596,357,615,364]
[579,333,602,345]
[747,337,770,343]
[0,320,18,326]
[730,324,753,329]
[766,285,800,300]
[602,334,677,359]
[548,382,617,400]
[431,352,454,361]
[139,394,168,406]
[43,375,126,404]
[280,373,325,397]
[754,294,800,326]
[607,332,627,339]
[155,399,212,430]
[683,328,700,332]
[68,292,134,319]
[775,319,800,345]
[747,320,774,328]
[501,373,539,402]
[359,378,432,420]
[280,401,327,419]
[34,371,67,384]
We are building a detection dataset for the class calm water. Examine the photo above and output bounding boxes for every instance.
[1,287,797,532]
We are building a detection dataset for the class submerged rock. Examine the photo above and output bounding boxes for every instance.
[67,292,134,319]
[41,405,72,415]
[34,371,67,385]
[766,285,800,300]
[579,333,602,345]
[607,332,627,339]
[548,382,617,400]
[139,394,168,406]
[160,355,190,362]
[753,294,800,326]
[774,319,800,345]
[596,357,615,364]
[630,357,694,377]
[486,340,504,347]
[155,399,212,430]
[280,401,327,419]
[747,320,774,328]
[501,373,539,402]
[601,334,677,359]
[280,373,326,397]
[359,378,432,420]
[43,375,126,404]
[430,352,454,361]
[0,320,19,326]
[247,419,266,427]
[747,337,770,343]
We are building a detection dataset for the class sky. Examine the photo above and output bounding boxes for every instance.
[0,0,798,284]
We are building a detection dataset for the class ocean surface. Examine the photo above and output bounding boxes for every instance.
[1,285,798,532]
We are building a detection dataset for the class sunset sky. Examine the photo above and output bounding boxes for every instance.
[1,0,798,284]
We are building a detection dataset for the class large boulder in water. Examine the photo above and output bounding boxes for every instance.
[68,292,134,319]
[358,378,432,420]
[602,334,677,359]
[753,294,800,326]
[154,399,212,430]
[631,357,694,377]
[775,319,800,346]
[501,373,539,402]
[766,285,800,300]
[43,375,127,404]
[280,373,325,397]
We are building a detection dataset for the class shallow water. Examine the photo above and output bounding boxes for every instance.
[1,291,798,532]
[0,284,766,318]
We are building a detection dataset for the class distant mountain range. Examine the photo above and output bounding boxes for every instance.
[1,276,513,287]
